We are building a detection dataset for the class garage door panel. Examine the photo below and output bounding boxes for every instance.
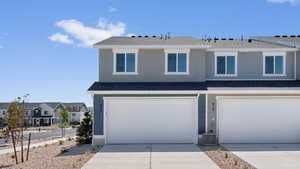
[219,97,300,143]
[105,98,195,144]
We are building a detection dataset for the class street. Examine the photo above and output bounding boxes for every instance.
[0,128,76,145]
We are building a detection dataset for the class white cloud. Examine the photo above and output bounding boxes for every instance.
[48,33,74,44]
[50,18,126,47]
[108,7,118,12]
[266,0,299,4]
[127,33,136,37]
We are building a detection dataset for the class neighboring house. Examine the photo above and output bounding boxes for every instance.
[0,103,9,126]
[0,102,88,126]
[89,35,300,146]
[55,103,88,124]
[31,102,60,126]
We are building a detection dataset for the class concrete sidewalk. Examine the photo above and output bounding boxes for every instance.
[81,144,219,169]
[0,137,68,155]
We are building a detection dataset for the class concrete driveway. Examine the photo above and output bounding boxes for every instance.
[81,144,219,169]
[223,144,300,169]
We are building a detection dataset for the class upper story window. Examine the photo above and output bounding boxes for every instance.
[113,49,138,75]
[44,110,49,115]
[263,52,286,76]
[164,49,190,75]
[214,52,237,76]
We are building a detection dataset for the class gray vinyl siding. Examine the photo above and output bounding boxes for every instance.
[100,49,296,82]
[297,51,300,80]
[198,94,206,134]
[206,52,295,80]
[100,49,206,82]
[93,95,104,135]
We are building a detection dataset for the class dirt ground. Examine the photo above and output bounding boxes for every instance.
[0,139,101,169]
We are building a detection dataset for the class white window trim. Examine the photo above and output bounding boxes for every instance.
[164,48,190,75]
[263,52,286,77]
[113,48,138,75]
[214,52,238,77]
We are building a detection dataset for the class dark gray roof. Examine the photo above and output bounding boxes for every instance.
[0,103,40,110]
[88,82,206,91]
[0,103,10,109]
[0,102,87,111]
[62,103,86,107]
[94,36,293,49]
[61,103,88,112]
[88,81,300,91]
[44,102,61,109]
[253,36,300,48]
[207,39,291,49]
[94,36,210,47]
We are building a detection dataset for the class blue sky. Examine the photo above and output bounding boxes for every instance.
[0,0,300,106]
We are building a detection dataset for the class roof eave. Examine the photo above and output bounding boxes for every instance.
[207,48,297,52]
[93,45,211,49]
[252,37,300,48]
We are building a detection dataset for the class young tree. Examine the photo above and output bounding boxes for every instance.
[76,112,93,144]
[58,106,70,137]
[5,102,24,164]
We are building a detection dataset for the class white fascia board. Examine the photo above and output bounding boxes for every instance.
[93,45,211,49]
[88,90,204,95]
[206,88,300,94]
[207,48,297,52]
[88,88,300,95]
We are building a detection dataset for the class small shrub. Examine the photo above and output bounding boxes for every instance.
[224,152,228,159]
[10,155,15,159]
[244,167,249,169]
[44,144,48,147]
[59,140,64,145]
[234,160,238,165]
[76,112,92,145]
[217,148,224,152]
[85,151,91,155]
[68,137,72,141]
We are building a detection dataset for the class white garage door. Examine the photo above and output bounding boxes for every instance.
[104,97,196,144]
[218,96,300,143]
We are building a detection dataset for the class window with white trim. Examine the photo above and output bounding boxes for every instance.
[165,49,189,74]
[113,49,138,75]
[263,53,285,76]
[215,52,237,76]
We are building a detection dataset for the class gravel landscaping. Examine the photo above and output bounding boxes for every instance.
[0,135,74,150]
[200,145,257,169]
[0,139,101,169]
